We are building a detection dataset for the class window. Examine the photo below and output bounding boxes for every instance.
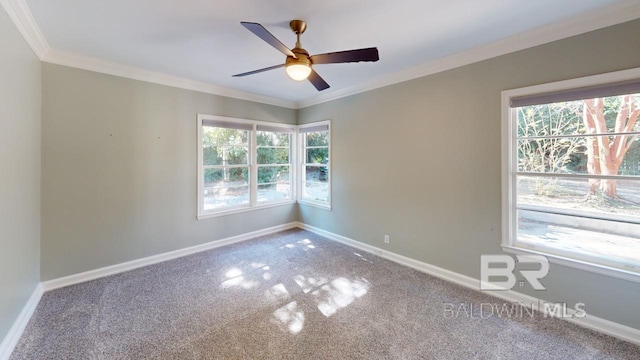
[201,120,251,211]
[299,121,331,208]
[502,69,640,281]
[257,125,293,204]
[197,115,295,218]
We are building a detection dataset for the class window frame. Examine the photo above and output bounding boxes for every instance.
[297,120,332,209]
[256,125,295,206]
[501,67,640,284]
[197,114,296,219]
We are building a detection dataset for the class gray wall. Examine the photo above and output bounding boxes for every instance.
[298,19,640,329]
[0,8,41,341]
[17,14,640,334]
[41,64,297,280]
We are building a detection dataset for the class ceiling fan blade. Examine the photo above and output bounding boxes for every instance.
[310,47,379,64]
[232,64,285,77]
[308,69,330,91]
[240,22,296,58]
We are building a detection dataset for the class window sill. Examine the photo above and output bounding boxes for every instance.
[501,245,640,284]
[197,200,296,220]
[297,200,332,211]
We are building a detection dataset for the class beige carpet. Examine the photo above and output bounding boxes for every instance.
[10,229,640,359]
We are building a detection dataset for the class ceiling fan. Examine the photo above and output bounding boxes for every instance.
[233,20,379,91]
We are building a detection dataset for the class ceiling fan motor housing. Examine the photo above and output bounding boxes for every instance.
[287,47,312,68]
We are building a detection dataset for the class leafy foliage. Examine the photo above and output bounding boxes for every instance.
[203,127,249,184]
[306,131,329,146]
[203,128,295,185]
[305,131,329,181]
[257,131,291,184]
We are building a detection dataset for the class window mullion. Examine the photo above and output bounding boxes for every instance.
[250,125,257,207]
[299,132,305,201]
[518,130,640,140]
[290,132,296,202]
[516,172,640,181]
[510,107,518,248]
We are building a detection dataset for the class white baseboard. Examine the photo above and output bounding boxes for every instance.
[297,222,640,346]
[41,222,298,291]
[2,222,298,359]
[296,222,479,290]
[3,220,638,360]
[0,284,43,360]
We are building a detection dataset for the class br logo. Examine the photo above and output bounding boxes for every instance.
[480,255,549,291]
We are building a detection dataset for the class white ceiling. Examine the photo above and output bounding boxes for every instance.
[22,0,633,105]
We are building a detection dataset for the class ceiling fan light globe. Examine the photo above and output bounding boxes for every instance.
[286,64,312,81]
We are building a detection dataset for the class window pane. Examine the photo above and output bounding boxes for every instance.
[258,166,290,184]
[303,165,329,202]
[257,183,291,203]
[203,127,249,165]
[517,176,640,271]
[306,131,329,146]
[204,168,249,188]
[203,127,249,146]
[257,147,289,164]
[306,148,329,164]
[516,95,640,138]
[302,182,329,203]
[517,136,640,176]
[257,131,290,146]
[203,186,250,210]
[516,212,640,271]
[305,166,328,183]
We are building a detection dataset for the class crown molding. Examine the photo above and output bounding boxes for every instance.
[42,49,297,109]
[296,0,640,109]
[0,0,49,59]
[1,0,295,108]
[3,0,639,110]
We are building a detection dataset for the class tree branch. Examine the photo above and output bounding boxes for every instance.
[623,134,639,155]
[624,107,640,133]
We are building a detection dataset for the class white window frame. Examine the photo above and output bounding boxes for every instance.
[501,67,640,284]
[297,120,332,209]
[256,125,295,206]
[197,114,296,219]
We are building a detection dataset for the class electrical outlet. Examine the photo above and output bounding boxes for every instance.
[384,235,390,244]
